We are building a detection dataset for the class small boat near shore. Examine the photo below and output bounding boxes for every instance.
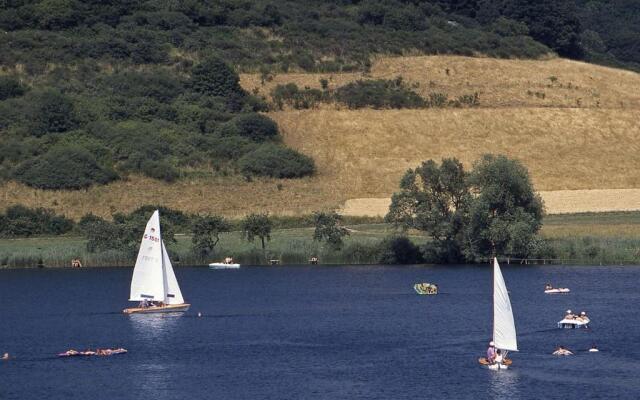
[544,284,570,294]
[123,210,190,314]
[58,348,127,357]
[209,257,240,269]
[414,282,438,295]
[558,310,590,328]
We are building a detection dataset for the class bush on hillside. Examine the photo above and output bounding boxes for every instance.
[334,79,426,109]
[191,56,245,99]
[208,136,258,160]
[0,205,74,237]
[23,89,77,136]
[0,76,27,100]
[228,113,279,142]
[271,83,324,110]
[141,159,180,182]
[13,146,118,189]
[238,144,315,178]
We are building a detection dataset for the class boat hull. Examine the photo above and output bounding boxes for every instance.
[209,263,240,269]
[557,318,589,329]
[545,288,570,294]
[478,357,512,370]
[123,303,190,314]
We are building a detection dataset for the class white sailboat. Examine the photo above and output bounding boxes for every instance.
[479,257,518,370]
[123,210,190,314]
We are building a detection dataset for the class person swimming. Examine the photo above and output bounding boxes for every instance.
[2,352,10,360]
[553,345,573,356]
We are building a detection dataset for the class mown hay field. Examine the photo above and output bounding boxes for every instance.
[1,56,639,219]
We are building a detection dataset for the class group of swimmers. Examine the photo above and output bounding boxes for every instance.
[553,344,599,356]
[59,348,127,357]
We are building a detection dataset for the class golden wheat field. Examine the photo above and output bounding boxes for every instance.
[2,55,640,219]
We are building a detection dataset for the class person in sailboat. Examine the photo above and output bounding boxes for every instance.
[487,341,496,363]
[564,309,575,320]
[494,349,504,364]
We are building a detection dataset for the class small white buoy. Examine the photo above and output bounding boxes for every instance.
[197,312,202,317]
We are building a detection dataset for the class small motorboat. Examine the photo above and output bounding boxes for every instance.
[209,257,240,269]
[558,318,590,329]
[544,287,570,294]
[414,282,438,295]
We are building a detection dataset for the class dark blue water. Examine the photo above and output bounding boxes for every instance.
[1,265,639,399]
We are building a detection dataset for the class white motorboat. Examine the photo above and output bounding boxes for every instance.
[557,317,590,329]
[478,258,518,370]
[544,288,570,294]
[209,257,240,269]
[209,262,240,269]
[123,210,190,314]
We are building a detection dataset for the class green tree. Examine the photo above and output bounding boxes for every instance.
[191,56,245,98]
[387,155,544,263]
[0,76,27,100]
[191,215,231,256]
[241,213,272,259]
[386,158,469,263]
[462,154,544,261]
[312,211,350,250]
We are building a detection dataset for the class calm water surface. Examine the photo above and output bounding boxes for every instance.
[1,265,639,399]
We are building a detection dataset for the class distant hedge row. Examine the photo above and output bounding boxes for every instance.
[271,79,480,110]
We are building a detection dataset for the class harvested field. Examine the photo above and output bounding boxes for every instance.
[241,55,640,109]
[340,190,640,217]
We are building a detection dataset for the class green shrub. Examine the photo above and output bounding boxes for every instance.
[230,113,279,142]
[191,56,245,99]
[13,146,118,189]
[238,144,315,178]
[0,76,27,100]
[141,159,180,182]
[377,236,424,264]
[0,205,74,237]
[271,83,324,109]
[24,89,78,136]
[208,136,258,160]
[334,79,425,109]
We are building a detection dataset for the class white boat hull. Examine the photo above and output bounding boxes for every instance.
[486,363,509,371]
[209,263,240,269]
[479,357,512,370]
[123,303,190,314]
[557,318,589,329]
[545,288,570,294]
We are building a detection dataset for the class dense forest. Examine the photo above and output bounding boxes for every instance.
[0,0,638,190]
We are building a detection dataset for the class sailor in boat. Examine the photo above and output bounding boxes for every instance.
[486,341,496,363]
[494,349,504,364]
[564,309,575,320]
[545,283,553,290]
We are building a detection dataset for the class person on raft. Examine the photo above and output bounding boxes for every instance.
[553,346,573,356]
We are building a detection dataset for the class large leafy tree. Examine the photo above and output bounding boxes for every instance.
[386,158,469,262]
[462,154,544,261]
[387,155,544,263]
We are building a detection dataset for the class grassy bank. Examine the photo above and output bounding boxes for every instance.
[1,212,639,268]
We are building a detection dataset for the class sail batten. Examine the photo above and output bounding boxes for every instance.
[493,258,518,352]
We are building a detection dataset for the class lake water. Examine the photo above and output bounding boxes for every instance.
[1,265,639,399]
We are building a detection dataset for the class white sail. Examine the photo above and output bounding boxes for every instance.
[129,210,166,301]
[162,240,184,305]
[493,258,518,352]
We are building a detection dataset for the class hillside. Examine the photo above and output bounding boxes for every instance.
[2,55,639,219]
